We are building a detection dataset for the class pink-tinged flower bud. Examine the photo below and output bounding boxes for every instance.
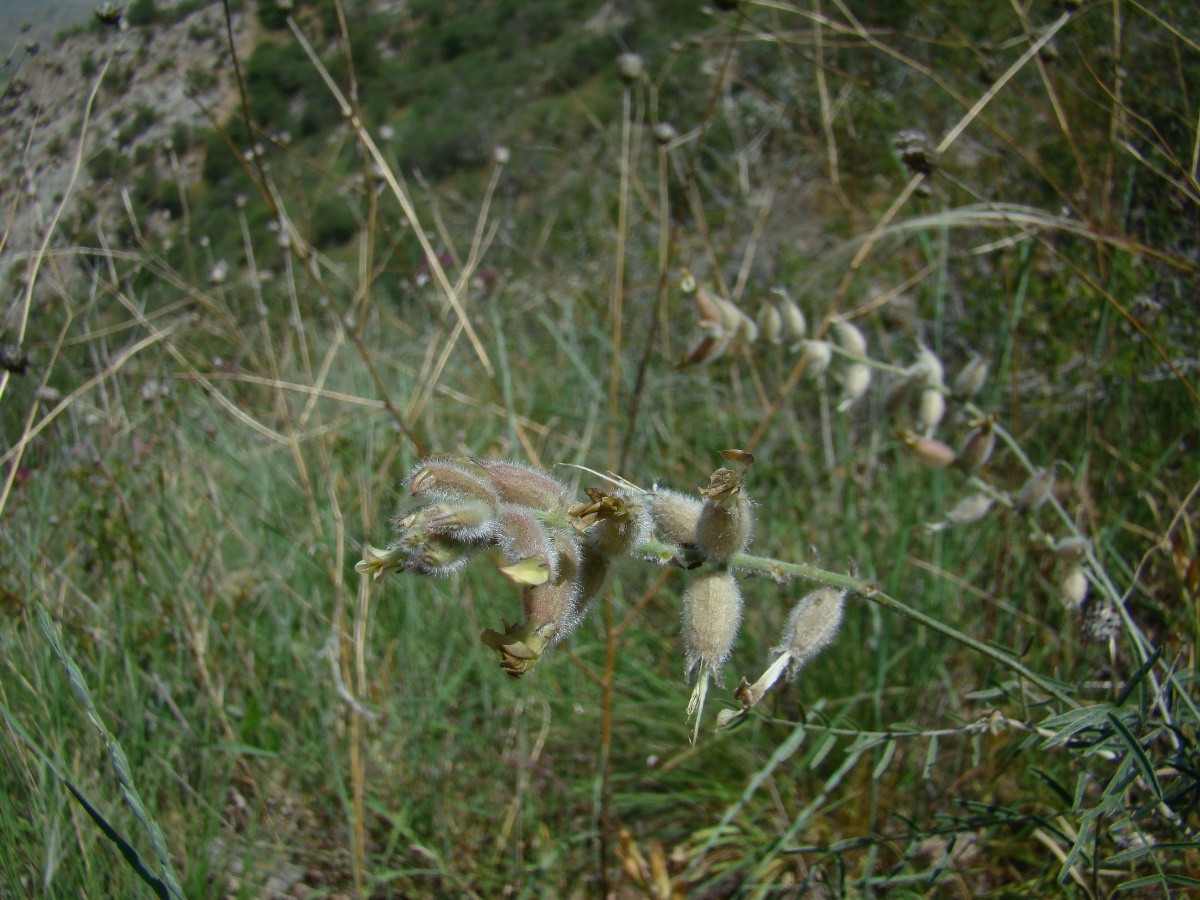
[953,355,988,398]
[802,340,833,377]
[899,430,956,468]
[776,587,845,675]
[407,457,500,507]
[692,287,724,333]
[917,388,945,433]
[648,488,703,546]
[682,569,743,681]
[837,363,872,412]
[757,303,783,344]
[1015,467,1055,513]
[473,459,568,511]
[680,332,730,367]
[1059,567,1089,611]
[957,419,995,472]
[495,504,557,584]
[778,293,806,343]
[834,320,868,358]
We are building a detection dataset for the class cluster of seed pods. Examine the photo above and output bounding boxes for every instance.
[682,283,1101,633]
[358,450,853,738]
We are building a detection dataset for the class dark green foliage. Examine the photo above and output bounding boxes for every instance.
[310,195,359,248]
[126,0,158,27]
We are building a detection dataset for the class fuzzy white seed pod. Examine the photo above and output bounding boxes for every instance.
[695,493,753,560]
[954,355,989,398]
[776,587,845,675]
[778,294,807,343]
[407,457,501,508]
[918,388,945,434]
[957,421,995,473]
[583,490,651,559]
[901,432,957,469]
[1059,567,1089,611]
[1016,468,1056,513]
[834,320,868,358]
[682,569,743,681]
[802,340,833,377]
[616,52,644,83]
[649,489,704,546]
[495,504,557,585]
[837,363,872,412]
[914,346,945,389]
[1055,536,1092,563]
[926,493,994,532]
[757,303,783,344]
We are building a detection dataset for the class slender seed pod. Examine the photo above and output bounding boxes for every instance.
[954,355,989,398]
[885,375,915,415]
[407,457,500,508]
[682,569,743,682]
[757,303,783,344]
[574,544,612,616]
[779,294,807,343]
[957,420,995,472]
[837,363,872,412]
[802,340,833,377]
[473,459,569,511]
[834,320,868,358]
[681,332,730,367]
[1059,567,1089,611]
[900,430,957,469]
[407,536,477,577]
[648,488,704,546]
[775,587,845,676]
[918,388,945,434]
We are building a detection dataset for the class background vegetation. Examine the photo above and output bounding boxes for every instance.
[2,0,1199,896]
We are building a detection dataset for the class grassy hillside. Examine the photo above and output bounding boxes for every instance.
[2,0,1200,896]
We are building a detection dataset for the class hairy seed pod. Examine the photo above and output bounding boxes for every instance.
[714,296,754,341]
[682,569,743,681]
[757,304,783,344]
[695,493,753,559]
[585,491,651,558]
[918,388,945,433]
[901,431,957,469]
[616,52,643,83]
[834,320,868,358]
[473,459,568,511]
[776,588,845,675]
[958,420,995,472]
[838,363,872,412]
[1059,567,1089,611]
[779,295,807,343]
[1055,536,1092,563]
[408,536,476,577]
[914,346,945,389]
[1016,467,1055,513]
[803,340,833,377]
[417,499,497,543]
[495,504,556,584]
[407,457,500,507]
[930,493,994,531]
[649,489,704,546]
[954,355,988,398]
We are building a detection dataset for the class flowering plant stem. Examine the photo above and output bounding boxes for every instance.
[637,538,1080,710]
